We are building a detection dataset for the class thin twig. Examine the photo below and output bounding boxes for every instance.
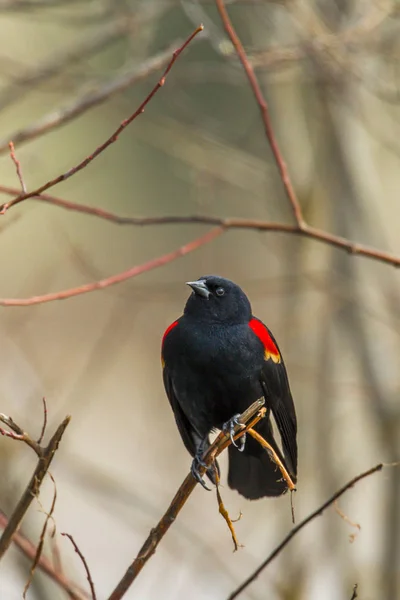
[216,479,242,552]
[23,473,58,598]
[8,141,26,193]
[0,510,88,600]
[0,413,42,456]
[247,427,296,491]
[214,0,304,226]
[107,399,266,600]
[0,416,70,560]
[334,500,361,542]
[227,463,387,599]
[0,25,203,214]
[0,227,223,306]
[37,397,48,445]
[62,533,97,600]
[0,40,184,156]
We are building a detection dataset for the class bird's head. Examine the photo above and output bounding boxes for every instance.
[184,275,251,324]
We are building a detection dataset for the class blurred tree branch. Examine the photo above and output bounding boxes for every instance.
[0,511,90,599]
[0,413,70,560]
[228,463,400,600]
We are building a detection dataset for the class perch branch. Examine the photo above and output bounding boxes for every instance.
[107,399,266,600]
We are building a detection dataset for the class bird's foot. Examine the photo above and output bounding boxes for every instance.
[222,414,246,452]
[191,453,211,491]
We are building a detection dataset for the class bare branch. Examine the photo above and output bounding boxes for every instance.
[0,510,89,600]
[0,25,204,214]
[23,473,57,598]
[214,0,304,226]
[0,227,223,306]
[107,399,266,600]
[62,533,97,600]
[0,416,70,560]
[227,463,395,599]
[0,40,186,156]
[8,141,26,193]
[37,397,48,445]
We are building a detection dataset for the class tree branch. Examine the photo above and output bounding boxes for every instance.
[0,416,70,560]
[0,510,89,600]
[107,399,266,600]
[214,0,304,226]
[0,24,203,214]
[0,227,223,306]
[227,463,394,599]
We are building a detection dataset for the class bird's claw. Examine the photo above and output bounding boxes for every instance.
[223,414,247,451]
[191,454,211,491]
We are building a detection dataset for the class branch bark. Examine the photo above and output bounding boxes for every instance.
[107,399,266,600]
[227,463,389,599]
[0,416,70,560]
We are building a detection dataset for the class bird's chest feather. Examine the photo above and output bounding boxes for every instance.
[165,321,263,429]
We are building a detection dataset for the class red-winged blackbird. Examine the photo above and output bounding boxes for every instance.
[161,275,297,500]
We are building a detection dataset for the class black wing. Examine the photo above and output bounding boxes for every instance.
[163,364,198,458]
[259,330,297,480]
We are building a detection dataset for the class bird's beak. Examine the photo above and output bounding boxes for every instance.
[186,279,210,299]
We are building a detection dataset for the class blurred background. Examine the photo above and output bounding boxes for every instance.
[0,1,399,599]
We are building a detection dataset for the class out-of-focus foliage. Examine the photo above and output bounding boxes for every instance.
[0,1,399,599]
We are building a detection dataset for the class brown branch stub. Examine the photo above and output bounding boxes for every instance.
[62,533,97,600]
[0,413,42,456]
[0,25,203,215]
[107,398,265,600]
[8,141,26,193]
[227,463,386,599]
[37,397,48,445]
[0,415,70,561]
[214,0,304,227]
[350,583,358,600]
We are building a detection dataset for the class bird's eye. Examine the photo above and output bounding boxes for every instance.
[215,287,225,297]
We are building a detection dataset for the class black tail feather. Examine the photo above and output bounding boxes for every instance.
[227,418,293,500]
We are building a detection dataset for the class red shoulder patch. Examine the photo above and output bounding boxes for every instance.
[161,321,179,368]
[249,318,281,363]
[162,320,179,347]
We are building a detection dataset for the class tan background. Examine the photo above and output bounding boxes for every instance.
[0,2,399,599]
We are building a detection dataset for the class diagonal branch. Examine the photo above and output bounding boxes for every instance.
[0,24,203,214]
[0,227,223,306]
[227,463,399,599]
[0,416,70,560]
[107,399,266,600]
[214,0,304,226]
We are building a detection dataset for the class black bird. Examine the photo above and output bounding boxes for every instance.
[161,275,297,500]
